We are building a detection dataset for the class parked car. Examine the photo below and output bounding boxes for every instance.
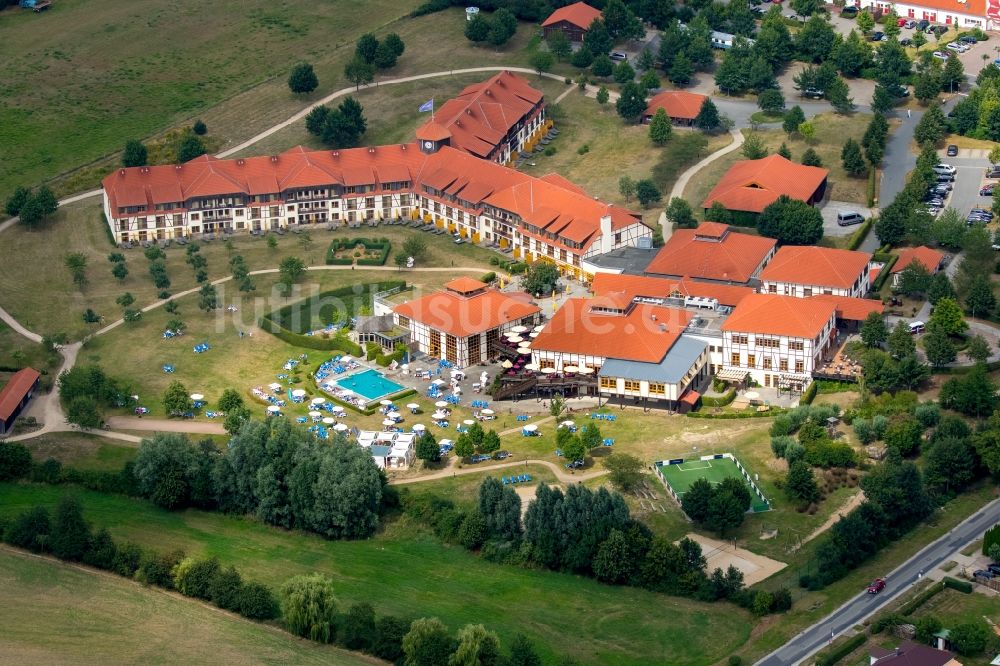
[900,38,913,46]
[935,173,955,183]
[841,5,858,16]
[932,51,949,60]
[493,450,510,460]
[960,35,978,44]
[981,184,995,196]
[932,181,953,192]
[971,207,994,219]
[565,459,585,469]
[917,19,930,30]
[836,211,865,226]
[469,454,491,463]
[750,5,765,14]
[947,144,958,156]
[870,31,885,41]
[975,569,995,579]
[988,563,1000,575]
[925,197,945,207]
[867,578,887,594]
[610,51,628,61]
[946,42,969,53]
[905,19,917,28]
[929,25,948,35]
[986,165,1000,178]
[803,87,824,98]
[934,163,957,175]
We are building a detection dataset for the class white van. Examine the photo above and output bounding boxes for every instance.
[908,321,925,334]
[836,211,865,226]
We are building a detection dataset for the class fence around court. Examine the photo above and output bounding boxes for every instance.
[653,452,770,513]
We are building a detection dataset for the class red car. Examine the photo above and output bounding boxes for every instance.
[897,17,906,26]
[867,578,886,594]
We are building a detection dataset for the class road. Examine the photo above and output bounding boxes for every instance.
[756,496,1000,666]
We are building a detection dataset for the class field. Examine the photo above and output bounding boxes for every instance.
[683,113,873,212]
[0,0,550,201]
[0,547,373,665]
[656,456,770,513]
[20,432,138,472]
[0,197,497,340]
[0,482,753,666]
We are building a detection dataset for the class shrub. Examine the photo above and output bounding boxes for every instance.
[49,495,91,561]
[373,615,409,662]
[899,582,944,616]
[236,581,281,620]
[0,441,32,481]
[112,540,144,577]
[480,272,496,284]
[4,506,51,552]
[816,633,867,666]
[943,576,973,593]
[209,566,244,611]
[281,574,339,643]
[173,556,221,600]
[544,146,557,156]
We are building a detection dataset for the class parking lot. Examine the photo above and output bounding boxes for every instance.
[933,148,992,222]
[819,200,874,237]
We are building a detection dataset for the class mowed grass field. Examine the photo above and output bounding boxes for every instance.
[0,197,497,340]
[0,483,753,666]
[0,0,540,201]
[0,548,374,665]
[658,457,769,512]
[683,113,872,211]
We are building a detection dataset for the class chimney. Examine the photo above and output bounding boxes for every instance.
[120,169,125,176]
[175,165,182,171]
[270,156,278,163]
[599,214,613,254]
[237,159,245,166]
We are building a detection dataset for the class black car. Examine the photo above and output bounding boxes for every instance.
[803,87,824,98]
[972,207,994,217]
[981,185,995,196]
[900,38,913,46]
[917,19,930,30]
[493,450,510,460]
[960,35,978,44]
[975,569,995,579]
[870,31,885,41]
[947,144,958,156]
[841,5,858,16]
[989,563,1000,575]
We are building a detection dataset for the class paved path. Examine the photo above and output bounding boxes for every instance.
[669,127,743,202]
[756,496,1000,666]
[0,303,42,343]
[391,456,608,486]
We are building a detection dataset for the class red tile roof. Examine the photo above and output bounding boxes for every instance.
[760,246,872,290]
[645,223,776,284]
[924,0,985,17]
[890,246,945,274]
[415,71,543,160]
[393,287,539,338]
[810,295,884,322]
[532,297,693,363]
[590,273,752,307]
[103,142,643,255]
[702,154,829,213]
[445,277,488,294]
[722,293,836,338]
[644,91,708,121]
[0,367,40,423]
[541,1,602,30]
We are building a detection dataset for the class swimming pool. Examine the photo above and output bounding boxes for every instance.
[335,368,405,402]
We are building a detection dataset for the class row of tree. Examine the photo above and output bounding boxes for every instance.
[305,96,367,149]
[5,185,58,228]
[131,421,393,540]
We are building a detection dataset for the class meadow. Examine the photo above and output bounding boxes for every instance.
[0,548,374,665]
[0,482,753,666]
[0,1,540,201]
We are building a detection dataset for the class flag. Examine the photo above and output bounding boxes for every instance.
[418,99,434,113]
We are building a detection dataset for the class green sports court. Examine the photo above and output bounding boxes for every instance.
[656,455,770,513]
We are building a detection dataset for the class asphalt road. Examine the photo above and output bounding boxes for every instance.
[755,496,1000,666]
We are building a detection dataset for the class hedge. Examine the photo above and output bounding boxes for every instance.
[870,254,897,294]
[262,281,405,334]
[801,381,818,405]
[700,388,736,407]
[983,524,1000,556]
[261,324,363,355]
[847,218,874,251]
[943,576,973,594]
[326,237,391,266]
[687,410,781,419]
[899,582,945,616]
[815,633,867,666]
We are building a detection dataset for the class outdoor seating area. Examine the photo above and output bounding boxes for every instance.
[589,412,617,421]
[522,424,539,437]
[502,474,533,485]
[314,355,362,381]
[162,364,175,373]
[192,342,210,354]
[162,328,182,339]
[815,344,863,380]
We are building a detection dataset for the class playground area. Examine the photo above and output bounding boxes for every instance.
[656,454,770,513]
[682,534,786,586]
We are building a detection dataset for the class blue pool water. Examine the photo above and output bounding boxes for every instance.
[336,368,405,402]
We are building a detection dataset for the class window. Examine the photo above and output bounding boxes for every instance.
[795,360,804,373]
[731,334,748,345]
[649,383,665,395]
[600,377,616,390]
[747,354,756,368]
[758,337,779,349]
[762,358,772,370]
[768,284,776,293]
[803,288,812,297]
[779,359,788,372]
[790,341,804,351]
[730,353,741,366]
[624,380,641,392]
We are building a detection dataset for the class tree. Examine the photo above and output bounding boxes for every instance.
[887,321,916,359]
[758,89,785,115]
[649,108,672,145]
[465,14,490,43]
[596,86,609,106]
[373,615,409,663]
[615,82,647,123]
[635,179,662,207]
[384,32,405,59]
[584,18,613,56]
[949,620,991,656]
[547,30,571,61]
[507,634,541,666]
[217,388,244,413]
[604,453,643,492]
[785,460,819,504]
[454,433,474,460]
[344,57,375,89]
[192,119,207,136]
[965,274,996,318]
[374,41,399,70]
[480,430,501,454]
[860,312,888,348]
[281,574,338,643]
[800,147,822,167]
[924,326,957,368]
[487,8,518,48]
[403,617,454,666]
[914,72,941,104]
[339,97,367,137]
[681,477,714,523]
[929,297,967,336]
[618,176,636,203]
[669,52,694,86]
[940,362,998,417]
[695,98,721,132]
[741,133,768,160]
[163,380,192,415]
[857,9,875,34]
[0,442,31,481]
[278,255,306,291]
[449,624,502,666]
[122,139,148,168]
[529,50,554,75]
[839,139,866,178]
[776,142,792,160]
[571,45,594,69]
[666,197,697,228]
[705,482,751,537]
[64,252,88,289]
[782,105,806,136]
[355,33,379,63]
[915,616,944,646]
[826,77,856,114]
[798,121,816,143]
[177,134,206,162]
[5,186,31,216]
[796,15,837,63]
[66,395,101,428]
[757,195,824,245]
[198,284,217,311]
[523,261,559,296]
[897,261,931,297]
[111,261,128,282]
[942,54,965,93]
[613,61,636,86]
[914,104,948,146]
[967,334,992,364]
[5,506,51,552]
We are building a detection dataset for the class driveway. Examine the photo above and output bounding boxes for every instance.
[819,201,873,238]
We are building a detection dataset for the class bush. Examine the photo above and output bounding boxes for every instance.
[111,540,144,577]
[209,566,244,611]
[325,238,390,266]
[0,442,32,481]
[815,633,867,666]
[801,381,818,405]
[173,556,221,600]
[544,146,557,156]
[4,506,51,552]
[701,389,736,407]
[899,582,944,616]
[943,576,973,593]
[480,272,496,284]
[136,549,184,588]
[236,581,281,620]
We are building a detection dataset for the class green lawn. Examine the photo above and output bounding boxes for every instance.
[0,0,551,202]
[20,432,138,472]
[0,548,372,665]
[0,482,753,666]
[657,457,770,512]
